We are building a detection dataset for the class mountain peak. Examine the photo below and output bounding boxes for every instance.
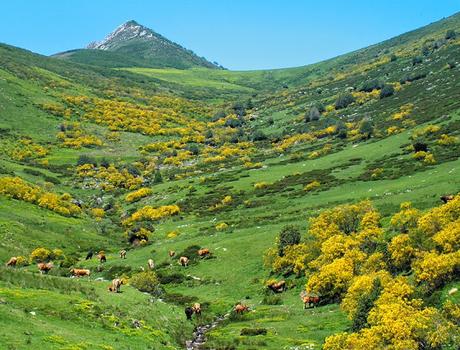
[87,20,155,50]
[82,20,219,69]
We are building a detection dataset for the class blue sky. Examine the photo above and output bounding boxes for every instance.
[1,0,459,70]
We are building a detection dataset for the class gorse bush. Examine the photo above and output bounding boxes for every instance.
[0,177,81,217]
[129,271,161,295]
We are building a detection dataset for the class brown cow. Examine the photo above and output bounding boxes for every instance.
[147,258,155,270]
[168,250,176,258]
[179,256,189,267]
[37,262,53,274]
[6,257,18,267]
[97,251,106,263]
[119,249,127,259]
[70,268,90,277]
[441,195,455,204]
[234,304,249,314]
[108,278,123,293]
[268,280,286,293]
[198,248,210,258]
[300,291,320,309]
[192,303,201,315]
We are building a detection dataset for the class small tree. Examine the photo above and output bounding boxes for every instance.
[212,110,226,121]
[359,119,374,139]
[336,120,348,139]
[412,56,423,66]
[232,102,246,116]
[335,93,355,110]
[379,85,395,99]
[153,171,163,184]
[252,129,267,141]
[360,79,384,92]
[186,143,200,155]
[307,106,321,122]
[77,155,97,166]
[278,225,301,256]
[445,29,456,40]
[351,278,382,331]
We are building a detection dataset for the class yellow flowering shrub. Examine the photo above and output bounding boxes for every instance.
[215,222,229,231]
[254,182,270,189]
[272,243,313,276]
[91,208,105,220]
[8,139,48,161]
[306,257,355,298]
[30,247,52,263]
[391,103,414,120]
[387,126,403,135]
[412,250,460,288]
[76,164,143,191]
[125,188,152,203]
[417,195,460,236]
[388,234,416,270]
[124,205,180,225]
[341,270,391,318]
[304,180,320,192]
[437,134,458,145]
[0,177,81,216]
[390,201,421,233]
[432,220,460,252]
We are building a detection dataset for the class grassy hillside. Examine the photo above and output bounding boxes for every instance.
[0,12,459,350]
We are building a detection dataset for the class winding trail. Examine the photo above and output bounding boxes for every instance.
[185,312,230,350]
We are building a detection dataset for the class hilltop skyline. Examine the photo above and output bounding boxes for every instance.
[1,0,459,70]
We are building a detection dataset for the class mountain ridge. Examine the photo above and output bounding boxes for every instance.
[54,20,221,70]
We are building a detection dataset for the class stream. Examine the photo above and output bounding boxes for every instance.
[185,312,230,350]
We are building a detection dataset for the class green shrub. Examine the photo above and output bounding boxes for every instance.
[445,29,456,40]
[359,79,383,92]
[335,93,355,109]
[261,295,283,305]
[252,129,267,141]
[380,84,395,99]
[157,272,186,284]
[240,328,267,336]
[130,271,161,295]
[162,292,198,305]
[77,155,97,166]
[102,265,133,280]
[307,106,320,122]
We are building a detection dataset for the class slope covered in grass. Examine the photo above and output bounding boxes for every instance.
[0,11,459,350]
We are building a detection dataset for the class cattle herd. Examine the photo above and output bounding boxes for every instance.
[4,239,331,320]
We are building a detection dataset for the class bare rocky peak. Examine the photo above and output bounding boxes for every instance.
[87,20,156,50]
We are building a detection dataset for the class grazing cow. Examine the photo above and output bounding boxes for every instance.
[198,248,210,258]
[147,259,155,270]
[70,268,90,277]
[441,195,455,204]
[268,280,286,293]
[168,250,176,258]
[234,304,249,314]
[185,306,194,320]
[37,262,53,274]
[192,303,201,316]
[6,257,18,267]
[179,256,189,267]
[109,278,123,293]
[119,249,127,259]
[97,251,106,263]
[85,250,94,260]
[300,291,320,309]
